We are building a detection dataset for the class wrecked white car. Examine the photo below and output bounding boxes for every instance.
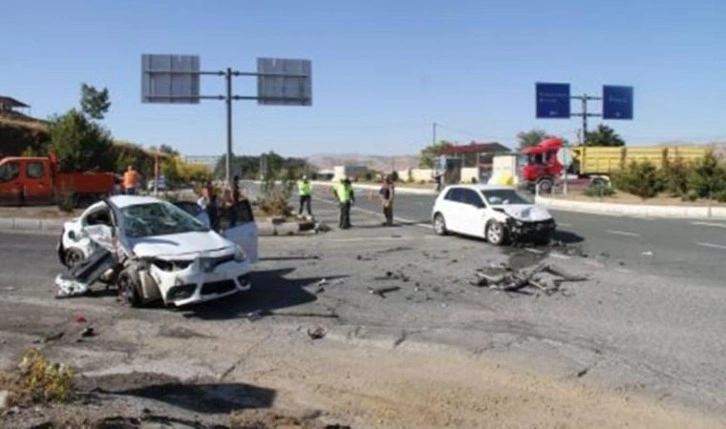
[431,185,556,245]
[56,196,258,307]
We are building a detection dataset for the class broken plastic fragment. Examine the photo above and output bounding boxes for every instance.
[55,274,90,299]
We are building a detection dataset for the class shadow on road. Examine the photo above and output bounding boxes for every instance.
[182,267,348,321]
[553,229,585,244]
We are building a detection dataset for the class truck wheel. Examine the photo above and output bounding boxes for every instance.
[591,177,608,188]
[433,213,448,236]
[486,221,509,246]
[117,269,143,308]
[76,195,95,209]
[537,178,554,194]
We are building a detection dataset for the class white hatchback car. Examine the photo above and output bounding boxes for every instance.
[431,185,556,245]
[57,196,258,307]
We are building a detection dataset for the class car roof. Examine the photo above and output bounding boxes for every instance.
[108,195,164,208]
[443,184,517,192]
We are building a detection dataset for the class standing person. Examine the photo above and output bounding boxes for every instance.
[198,182,220,231]
[379,176,395,226]
[297,175,313,218]
[123,165,139,195]
[333,177,353,229]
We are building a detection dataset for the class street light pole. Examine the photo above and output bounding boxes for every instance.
[225,67,233,186]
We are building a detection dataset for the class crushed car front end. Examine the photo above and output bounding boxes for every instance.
[505,217,557,243]
[146,247,252,307]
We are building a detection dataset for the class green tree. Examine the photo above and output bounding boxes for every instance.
[585,124,625,147]
[688,151,726,198]
[516,129,552,150]
[80,83,111,120]
[419,140,453,168]
[48,109,114,172]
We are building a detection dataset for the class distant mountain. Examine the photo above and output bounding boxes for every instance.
[306,153,420,172]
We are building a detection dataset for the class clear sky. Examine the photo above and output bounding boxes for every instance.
[4,0,726,157]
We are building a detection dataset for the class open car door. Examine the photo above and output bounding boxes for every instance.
[220,200,258,264]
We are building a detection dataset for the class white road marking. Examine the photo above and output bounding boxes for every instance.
[549,253,571,260]
[696,242,726,250]
[614,268,631,273]
[525,248,544,254]
[692,222,726,229]
[606,230,640,237]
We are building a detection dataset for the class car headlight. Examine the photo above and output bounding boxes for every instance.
[234,245,247,262]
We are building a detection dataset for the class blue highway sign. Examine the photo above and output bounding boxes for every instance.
[602,85,633,120]
[536,82,571,119]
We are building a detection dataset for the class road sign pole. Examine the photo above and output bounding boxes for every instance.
[581,95,588,143]
[225,67,233,186]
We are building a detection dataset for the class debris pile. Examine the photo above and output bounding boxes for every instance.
[472,263,587,295]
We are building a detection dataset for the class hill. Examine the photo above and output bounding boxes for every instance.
[306,153,420,172]
[0,113,50,156]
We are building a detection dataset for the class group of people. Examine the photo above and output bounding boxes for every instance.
[197,175,242,231]
[296,175,395,230]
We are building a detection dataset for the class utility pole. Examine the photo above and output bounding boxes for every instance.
[571,94,601,145]
[225,67,233,185]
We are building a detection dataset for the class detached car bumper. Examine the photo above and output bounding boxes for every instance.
[150,258,252,307]
[506,218,556,241]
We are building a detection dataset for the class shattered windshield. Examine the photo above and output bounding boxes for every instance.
[120,202,209,239]
[481,189,533,206]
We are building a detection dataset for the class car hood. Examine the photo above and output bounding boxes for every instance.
[129,231,235,259]
[492,204,552,222]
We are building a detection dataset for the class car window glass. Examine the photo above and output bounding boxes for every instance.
[85,207,112,226]
[444,188,457,202]
[462,189,483,207]
[481,189,533,205]
[26,162,44,179]
[0,162,20,182]
[121,202,208,239]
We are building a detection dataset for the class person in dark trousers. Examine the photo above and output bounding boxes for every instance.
[333,177,354,229]
[297,175,313,218]
[379,176,395,226]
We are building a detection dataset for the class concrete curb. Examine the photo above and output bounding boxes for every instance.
[536,195,726,220]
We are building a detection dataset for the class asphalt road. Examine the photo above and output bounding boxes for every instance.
[303,185,726,286]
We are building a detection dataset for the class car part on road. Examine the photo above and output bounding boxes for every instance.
[307,326,327,340]
[368,285,401,298]
[473,263,587,295]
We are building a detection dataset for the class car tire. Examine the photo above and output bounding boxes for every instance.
[64,248,85,269]
[117,269,143,308]
[433,213,448,236]
[486,221,508,246]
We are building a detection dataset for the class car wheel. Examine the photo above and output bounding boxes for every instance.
[486,221,508,246]
[433,213,448,236]
[64,248,85,269]
[117,269,143,308]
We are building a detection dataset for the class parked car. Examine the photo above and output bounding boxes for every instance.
[56,195,258,307]
[431,185,556,245]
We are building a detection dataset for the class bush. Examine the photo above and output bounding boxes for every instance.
[688,151,726,199]
[612,160,664,200]
[0,349,74,407]
[682,190,699,202]
[390,171,400,182]
[582,183,615,198]
[663,157,690,197]
[716,190,726,203]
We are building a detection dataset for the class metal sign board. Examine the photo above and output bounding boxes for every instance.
[257,58,312,106]
[141,54,201,104]
[602,85,633,119]
[536,82,571,118]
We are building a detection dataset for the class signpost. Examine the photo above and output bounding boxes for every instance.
[535,83,571,119]
[602,85,634,120]
[534,82,634,194]
[142,54,313,184]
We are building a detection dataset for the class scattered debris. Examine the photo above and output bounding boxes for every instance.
[243,310,264,322]
[368,286,401,298]
[473,263,587,295]
[377,246,411,254]
[266,310,338,319]
[307,326,327,340]
[375,270,409,282]
[80,327,95,338]
[38,332,64,344]
[0,390,8,410]
[576,368,590,378]
[642,251,653,256]
[315,222,332,233]
[317,278,328,286]
[72,313,87,324]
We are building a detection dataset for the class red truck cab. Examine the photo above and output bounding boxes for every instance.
[520,138,564,193]
[0,154,114,207]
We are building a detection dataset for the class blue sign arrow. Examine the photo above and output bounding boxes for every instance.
[536,83,571,119]
[602,85,633,120]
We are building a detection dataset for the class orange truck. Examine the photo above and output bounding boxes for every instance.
[0,153,115,207]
